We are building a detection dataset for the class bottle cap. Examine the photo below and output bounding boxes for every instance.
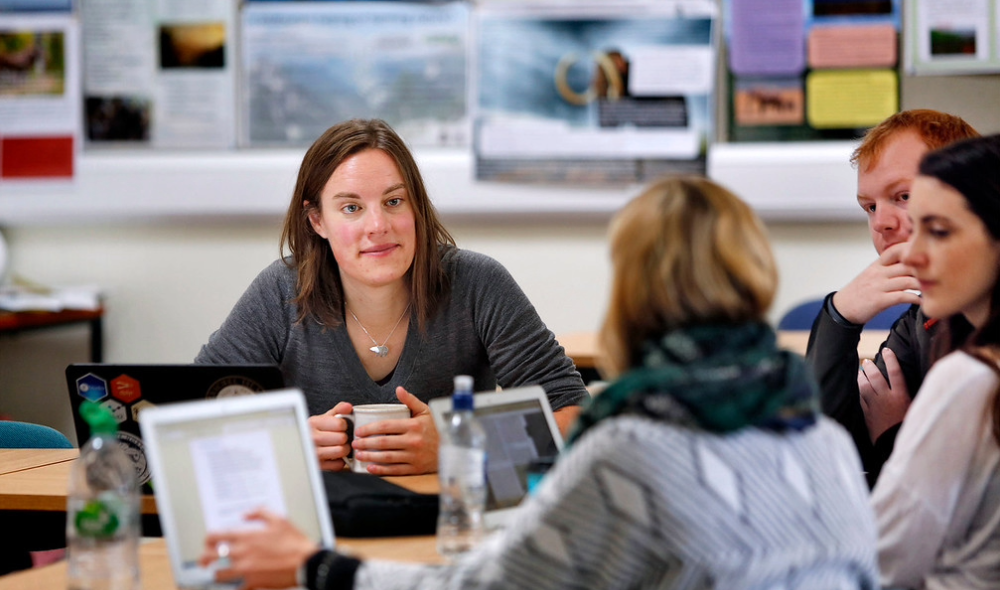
[453,375,473,393]
[80,401,118,435]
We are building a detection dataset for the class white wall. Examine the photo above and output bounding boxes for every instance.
[0,215,873,440]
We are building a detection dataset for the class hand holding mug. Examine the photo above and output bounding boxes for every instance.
[308,401,354,472]
[350,387,440,476]
[335,402,411,473]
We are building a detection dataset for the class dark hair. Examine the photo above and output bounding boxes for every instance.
[920,134,1000,443]
[279,119,455,329]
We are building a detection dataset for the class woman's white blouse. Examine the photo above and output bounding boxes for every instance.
[872,351,1000,590]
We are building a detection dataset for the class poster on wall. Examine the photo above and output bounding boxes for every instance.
[474,0,717,185]
[904,0,1000,75]
[81,0,236,148]
[241,1,469,148]
[0,11,80,182]
[725,0,901,142]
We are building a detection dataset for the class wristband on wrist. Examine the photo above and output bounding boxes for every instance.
[305,549,362,590]
[826,293,863,329]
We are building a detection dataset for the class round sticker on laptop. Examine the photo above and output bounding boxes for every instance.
[207,376,264,398]
[116,431,151,486]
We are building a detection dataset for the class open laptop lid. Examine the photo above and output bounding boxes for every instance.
[429,385,564,529]
[65,363,284,492]
[139,389,334,589]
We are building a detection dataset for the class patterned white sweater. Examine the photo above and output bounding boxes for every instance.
[354,415,879,590]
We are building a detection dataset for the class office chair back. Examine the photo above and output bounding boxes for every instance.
[0,420,74,449]
[779,299,913,331]
[778,299,825,331]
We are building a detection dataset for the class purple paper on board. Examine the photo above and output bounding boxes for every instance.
[729,0,806,76]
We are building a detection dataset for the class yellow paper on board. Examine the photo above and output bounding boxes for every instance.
[806,70,898,129]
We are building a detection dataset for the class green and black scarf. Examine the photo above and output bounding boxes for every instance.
[567,322,819,446]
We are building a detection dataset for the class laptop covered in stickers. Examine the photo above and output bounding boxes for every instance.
[65,363,284,493]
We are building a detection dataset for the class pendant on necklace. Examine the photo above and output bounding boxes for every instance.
[369,345,390,357]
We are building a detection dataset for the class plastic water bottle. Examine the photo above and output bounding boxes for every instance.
[437,375,487,558]
[67,401,140,590]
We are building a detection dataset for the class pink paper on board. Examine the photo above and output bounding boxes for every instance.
[808,25,897,69]
[729,0,805,77]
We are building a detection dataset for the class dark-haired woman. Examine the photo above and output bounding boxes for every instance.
[873,134,1000,589]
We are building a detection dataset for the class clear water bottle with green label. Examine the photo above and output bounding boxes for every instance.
[66,401,140,590]
[437,375,487,558]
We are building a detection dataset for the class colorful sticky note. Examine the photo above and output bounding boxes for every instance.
[729,0,805,76]
[806,69,898,129]
[808,25,898,69]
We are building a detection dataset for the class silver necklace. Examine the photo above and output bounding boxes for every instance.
[348,304,410,358]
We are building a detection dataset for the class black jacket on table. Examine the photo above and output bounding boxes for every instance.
[805,293,939,488]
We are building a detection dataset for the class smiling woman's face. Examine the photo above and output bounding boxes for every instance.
[308,149,416,294]
[903,175,1000,328]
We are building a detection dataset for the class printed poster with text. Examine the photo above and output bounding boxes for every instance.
[0,10,80,182]
[726,0,901,142]
[81,0,236,148]
[241,1,469,148]
[474,1,717,185]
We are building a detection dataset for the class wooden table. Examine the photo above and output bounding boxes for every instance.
[0,451,159,514]
[0,451,443,588]
[0,308,104,363]
[558,329,891,371]
[0,531,443,590]
[0,452,438,517]
[0,449,78,477]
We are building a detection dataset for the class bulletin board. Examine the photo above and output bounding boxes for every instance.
[725,0,902,142]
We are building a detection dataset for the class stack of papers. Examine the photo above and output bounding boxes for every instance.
[0,284,102,312]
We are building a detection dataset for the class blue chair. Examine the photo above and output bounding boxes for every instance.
[0,420,73,449]
[0,420,73,575]
[778,299,825,331]
[779,299,912,331]
[866,303,913,330]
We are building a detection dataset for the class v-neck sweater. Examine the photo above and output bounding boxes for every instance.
[195,247,588,416]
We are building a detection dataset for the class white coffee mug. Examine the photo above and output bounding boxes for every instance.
[336,403,411,473]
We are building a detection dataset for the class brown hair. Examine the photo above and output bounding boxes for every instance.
[599,176,778,377]
[279,119,455,329]
[851,109,979,171]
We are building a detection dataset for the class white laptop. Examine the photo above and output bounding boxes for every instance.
[429,385,564,529]
[140,389,334,589]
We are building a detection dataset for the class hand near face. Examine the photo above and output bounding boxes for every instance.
[833,241,922,325]
[859,348,911,443]
[308,401,354,472]
[352,386,440,475]
[200,509,318,590]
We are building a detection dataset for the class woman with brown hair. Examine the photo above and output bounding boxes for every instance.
[196,119,586,476]
[198,176,878,590]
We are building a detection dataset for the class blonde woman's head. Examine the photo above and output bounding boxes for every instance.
[600,176,778,376]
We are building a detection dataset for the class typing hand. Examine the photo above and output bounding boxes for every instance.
[352,386,439,476]
[308,401,354,472]
[859,348,911,444]
[200,509,317,590]
[833,241,921,325]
